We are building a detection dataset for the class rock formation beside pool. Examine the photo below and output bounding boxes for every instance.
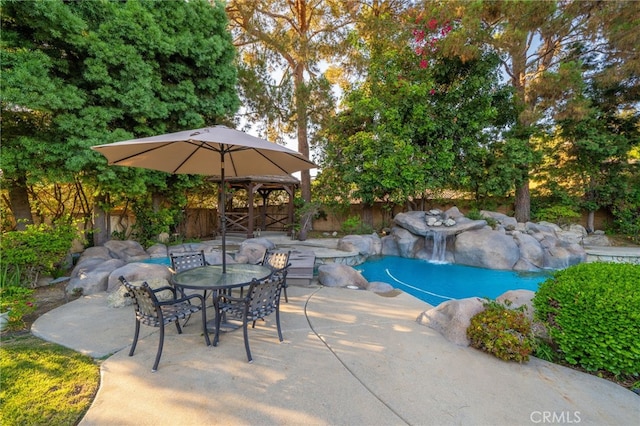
[416,289,538,346]
[382,207,586,272]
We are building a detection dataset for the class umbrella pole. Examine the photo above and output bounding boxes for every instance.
[221,153,226,274]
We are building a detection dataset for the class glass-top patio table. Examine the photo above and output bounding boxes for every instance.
[172,263,272,292]
[172,263,273,338]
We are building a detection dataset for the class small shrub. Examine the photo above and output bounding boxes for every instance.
[533,262,640,376]
[467,299,535,363]
[0,283,36,331]
[534,205,581,227]
[465,209,497,228]
[1,219,79,286]
[340,216,374,235]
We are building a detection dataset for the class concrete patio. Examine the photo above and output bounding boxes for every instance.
[33,280,639,425]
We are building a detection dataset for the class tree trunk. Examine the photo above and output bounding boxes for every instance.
[7,174,33,230]
[294,63,312,202]
[514,178,530,223]
[92,196,110,246]
[586,210,595,233]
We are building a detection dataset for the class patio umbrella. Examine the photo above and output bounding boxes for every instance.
[92,125,316,273]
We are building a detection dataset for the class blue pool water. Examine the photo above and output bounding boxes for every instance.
[357,256,550,306]
[143,257,172,266]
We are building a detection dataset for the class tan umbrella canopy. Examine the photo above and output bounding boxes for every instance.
[92,125,316,272]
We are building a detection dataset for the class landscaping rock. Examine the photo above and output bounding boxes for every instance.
[107,278,174,308]
[390,226,424,258]
[103,240,149,263]
[454,228,520,270]
[318,264,368,288]
[496,290,536,321]
[106,262,173,293]
[513,232,545,269]
[366,281,395,294]
[380,235,401,256]
[236,242,268,264]
[147,243,169,258]
[416,297,485,346]
[67,258,126,295]
[337,234,382,257]
[393,211,427,236]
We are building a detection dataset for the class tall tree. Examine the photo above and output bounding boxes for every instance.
[316,4,512,217]
[418,0,640,222]
[225,0,354,202]
[1,0,239,233]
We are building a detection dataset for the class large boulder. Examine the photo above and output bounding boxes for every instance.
[390,226,424,258]
[513,232,545,270]
[103,240,149,263]
[454,228,520,270]
[366,281,396,294]
[77,246,113,264]
[147,243,169,258]
[67,258,126,295]
[496,290,536,320]
[106,262,173,292]
[318,264,368,288]
[480,210,517,231]
[380,235,400,256]
[337,234,382,257]
[107,278,175,308]
[416,297,485,346]
[393,211,428,236]
[235,242,268,264]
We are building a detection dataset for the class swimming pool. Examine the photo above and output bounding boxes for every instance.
[357,256,550,306]
[143,257,172,266]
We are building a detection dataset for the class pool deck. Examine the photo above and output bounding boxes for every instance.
[29,235,640,425]
[33,284,639,426]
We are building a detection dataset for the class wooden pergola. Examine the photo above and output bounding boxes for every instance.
[211,175,299,238]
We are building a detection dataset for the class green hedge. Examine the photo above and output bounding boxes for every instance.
[533,262,640,375]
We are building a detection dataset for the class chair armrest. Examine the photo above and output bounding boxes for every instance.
[158,292,205,306]
[152,285,177,296]
[215,293,246,305]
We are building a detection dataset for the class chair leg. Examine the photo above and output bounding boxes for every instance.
[129,320,141,356]
[243,317,253,363]
[283,283,289,303]
[213,307,222,347]
[201,305,211,346]
[275,306,283,342]
[152,325,165,372]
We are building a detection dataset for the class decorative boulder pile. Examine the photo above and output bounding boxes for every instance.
[383,207,586,272]
[66,239,234,297]
[416,289,538,346]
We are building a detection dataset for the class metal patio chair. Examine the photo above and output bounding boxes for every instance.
[260,250,291,302]
[119,276,211,372]
[213,271,286,363]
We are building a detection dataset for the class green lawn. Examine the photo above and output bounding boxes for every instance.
[0,334,100,426]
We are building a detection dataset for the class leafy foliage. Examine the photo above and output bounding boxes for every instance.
[340,216,374,235]
[533,263,640,375]
[467,299,535,363]
[534,205,581,227]
[0,281,35,331]
[1,0,239,228]
[0,219,79,286]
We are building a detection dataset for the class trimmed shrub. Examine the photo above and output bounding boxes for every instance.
[533,262,640,375]
[467,299,535,363]
[1,219,79,287]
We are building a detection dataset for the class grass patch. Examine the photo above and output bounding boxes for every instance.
[0,334,100,426]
